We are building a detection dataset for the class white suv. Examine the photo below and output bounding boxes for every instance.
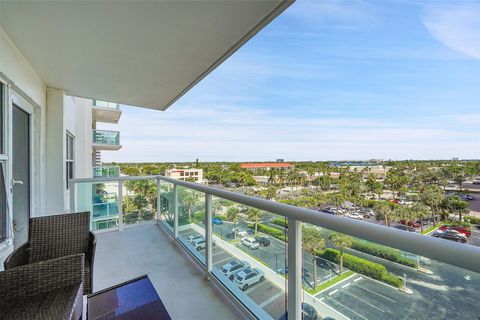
[192,238,206,251]
[186,234,203,243]
[234,267,265,291]
[241,237,260,250]
[220,260,250,280]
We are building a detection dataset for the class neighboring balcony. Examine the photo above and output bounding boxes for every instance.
[92,100,122,124]
[92,129,121,151]
[93,166,120,178]
[69,175,480,320]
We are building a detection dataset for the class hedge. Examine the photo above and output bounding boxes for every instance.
[249,223,287,242]
[465,216,480,224]
[351,239,417,268]
[271,218,288,228]
[318,248,403,288]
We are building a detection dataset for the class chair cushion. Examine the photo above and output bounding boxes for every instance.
[28,212,90,264]
[0,284,82,320]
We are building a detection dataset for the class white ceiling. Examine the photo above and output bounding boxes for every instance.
[0,0,291,110]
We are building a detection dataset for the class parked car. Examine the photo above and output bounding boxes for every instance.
[472,181,480,185]
[192,238,206,251]
[234,267,265,291]
[395,225,419,233]
[357,208,374,218]
[241,237,260,250]
[212,217,223,225]
[233,228,249,237]
[278,303,318,320]
[255,235,270,247]
[186,234,203,243]
[459,194,474,201]
[439,225,471,237]
[220,260,250,280]
[345,212,364,220]
[399,220,421,229]
[437,230,467,243]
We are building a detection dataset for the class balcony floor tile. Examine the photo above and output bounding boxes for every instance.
[93,223,243,320]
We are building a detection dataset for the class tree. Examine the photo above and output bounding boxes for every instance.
[411,202,430,233]
[180,190,199,223]
[442,196,469,221]
[226,207,240,239]
[329,233,352,275]
[420,185,444,224]
[248,208,264,235]
[302,227,325,288]
[374,201,393,226]
[329,193,345,215]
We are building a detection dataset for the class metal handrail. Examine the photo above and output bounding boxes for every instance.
[69,175,480,273]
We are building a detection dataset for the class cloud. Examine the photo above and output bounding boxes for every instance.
[422,4,480,60]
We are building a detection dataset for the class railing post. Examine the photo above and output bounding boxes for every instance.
[156,177,161,222]
[205,193,212,279]
[69,181,75,213]
[118,180,123,231]
[173,184,178,240]
[287,218,302,320]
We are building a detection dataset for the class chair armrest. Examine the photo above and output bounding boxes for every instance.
[4,243,29,269]
[0,253,84,302]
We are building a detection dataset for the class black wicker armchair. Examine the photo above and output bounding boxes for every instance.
[4,211,96,294]
[0,254,84,320]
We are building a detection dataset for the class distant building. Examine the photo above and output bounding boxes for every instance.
[165,168,204,183]
[240,162,293,171]
[253,176,270,186]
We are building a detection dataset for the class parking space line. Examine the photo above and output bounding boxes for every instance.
[354,277,363,282]
[352,283,396,303]
[329,289,338,296]
[214,256,235,266]
[245,281,268,294]
[259,291,284,308]
[325,296,368,320]
[342,283,350,289]
[342,290,385,313]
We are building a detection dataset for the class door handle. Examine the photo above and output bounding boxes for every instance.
[12,179,24,186]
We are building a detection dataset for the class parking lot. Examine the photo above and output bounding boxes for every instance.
[179,228,288,320]
[180,220,480,320]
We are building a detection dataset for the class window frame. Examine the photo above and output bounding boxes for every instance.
[66,131,75,190]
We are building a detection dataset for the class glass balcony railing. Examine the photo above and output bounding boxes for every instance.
[92,100,120,109]
[69,175,480,320]
[93,166,120,178]
[93,129,120,145]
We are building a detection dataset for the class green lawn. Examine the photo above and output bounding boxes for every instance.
[422,223,443,235]
[305,270,355,295]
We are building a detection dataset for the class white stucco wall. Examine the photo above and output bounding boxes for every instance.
[0,27,46,108]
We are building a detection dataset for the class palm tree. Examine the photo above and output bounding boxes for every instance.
[329,193,345,215]
[180,191,199,223]
[411,202,430,233]
[442,196,469,221]
[329,233,352,275]
[374,201,392,226]
[302,227,325,288]
[421,185,444,224]
[248,208,264,235]
[226,207,240,239]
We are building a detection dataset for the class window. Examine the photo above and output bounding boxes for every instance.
[66,133,74,189]
[0,162,7,242]
[0,83,4,154]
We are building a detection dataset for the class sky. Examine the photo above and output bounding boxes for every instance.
[99,0,480,163]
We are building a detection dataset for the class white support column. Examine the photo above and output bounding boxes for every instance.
[118,180,123,231]
[205,193,212,279]
[173,184,178,240]
[156,177,161,222]
[287,218,302,320]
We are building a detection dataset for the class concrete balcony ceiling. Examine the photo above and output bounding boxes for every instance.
[0,0,292,111]
[92,106,122,124]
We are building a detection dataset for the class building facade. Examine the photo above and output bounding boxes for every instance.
[165,168,204,183]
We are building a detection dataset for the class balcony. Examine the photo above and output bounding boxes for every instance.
[93,166,120,178]
[92,129,121,151]
[70,175,480,320]
[92,100,122,124]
